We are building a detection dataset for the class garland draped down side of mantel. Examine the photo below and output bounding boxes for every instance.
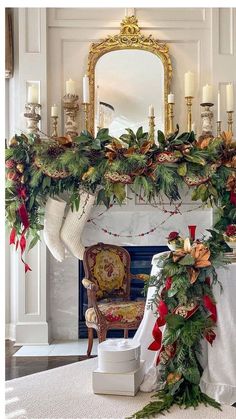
[130,232,228,418]
[5,126,236,414]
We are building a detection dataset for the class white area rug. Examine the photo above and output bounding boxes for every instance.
[13,339,99,357]
[5,358,236,419]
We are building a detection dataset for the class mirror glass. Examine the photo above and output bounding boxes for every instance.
[94,49,164,137]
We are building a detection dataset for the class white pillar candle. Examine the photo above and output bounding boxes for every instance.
[184,71,195,97]
[168,93,175,104]
[28,85,38,103]
[202,84,213,103]
[149,105,154,117]
[66,79,76,95]
[51,104,58,117]
[226,83,234,111]
[217,91,221,121]
[191,122,196,133]
[83,75,90,103]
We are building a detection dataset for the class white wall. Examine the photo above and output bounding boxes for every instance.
[6,8,236,343]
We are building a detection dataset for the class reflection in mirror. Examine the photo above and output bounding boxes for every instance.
[95,49,164,137]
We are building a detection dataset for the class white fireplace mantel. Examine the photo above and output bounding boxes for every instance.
[6,7,236,344]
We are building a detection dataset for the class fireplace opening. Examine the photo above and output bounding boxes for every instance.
[78,245,168,338]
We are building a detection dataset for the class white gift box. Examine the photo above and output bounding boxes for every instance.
[98,339,140,364]
[93,360,145,396]
[98,339,141,373]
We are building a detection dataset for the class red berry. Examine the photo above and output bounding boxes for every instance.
[5,159,15,169]
[7,171,19,181]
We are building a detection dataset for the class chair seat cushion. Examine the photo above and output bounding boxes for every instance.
[85,301,145,324]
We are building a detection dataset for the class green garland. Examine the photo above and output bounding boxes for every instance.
[130,231,229,418]
[5,127,236,250]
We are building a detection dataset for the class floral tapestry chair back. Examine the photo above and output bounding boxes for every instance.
[83,243,131,301]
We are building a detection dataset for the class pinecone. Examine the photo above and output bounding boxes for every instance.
[5,159,15,169]
[47,145,64,158]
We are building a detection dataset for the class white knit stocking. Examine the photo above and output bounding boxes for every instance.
[60,192,95,260]
[43,197,67,262]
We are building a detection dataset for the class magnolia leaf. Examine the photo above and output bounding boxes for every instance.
[113,183,126,204]
[136,127,143,140]
[177,162,187,177]
[28,235,40,251]
[167,287,178,297]
[157,130,166,146]
[96,128,109,139]
[178,254,195,266]
[185,154,206,165]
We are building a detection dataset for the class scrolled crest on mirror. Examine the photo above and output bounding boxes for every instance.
[87,15,172,135]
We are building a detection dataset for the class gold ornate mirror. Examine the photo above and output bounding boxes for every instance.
[87,16,172,136]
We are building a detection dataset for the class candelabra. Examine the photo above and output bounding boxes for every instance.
[227,111,234,134]
[51,116,58,138]
[216,120,222,138]
[62,94,79,137]
[148,115,155,144]
[185,96,193,132]
[167,102,174,135]
[199,102,214,140]
[24,103,41,136]
[82,103,89,131]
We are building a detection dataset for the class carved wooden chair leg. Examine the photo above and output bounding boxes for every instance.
[124,329,129,339]
[87,327,94,357]
[98,327,107,343]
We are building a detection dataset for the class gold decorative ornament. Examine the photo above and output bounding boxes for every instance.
[87,15,172,135]
[16,163,24,173]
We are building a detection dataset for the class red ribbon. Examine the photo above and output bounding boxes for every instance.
[10,202,32,273]
[230,191,236,206]
[203,295,217,323]
[9,228,16,245]
[18,203,30,229]
[148,300,168,351]
[204,329,216,345]
[17,186,27,200]
[165,276,172,290]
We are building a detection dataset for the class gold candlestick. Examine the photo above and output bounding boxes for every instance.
[185,96,193,132]
[216,121,222,138]
[167,102,174,135]
[51,116,58,138]
[148,115,155,144]
[227,111,234,134]
[83,103,89,131]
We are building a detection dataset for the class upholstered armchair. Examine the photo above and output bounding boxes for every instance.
[82,243,149,356]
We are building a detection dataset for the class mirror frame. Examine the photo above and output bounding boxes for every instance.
[87,15,172,135]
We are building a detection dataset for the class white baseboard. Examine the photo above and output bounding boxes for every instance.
[15,321,51,345]
[5,323,16,341]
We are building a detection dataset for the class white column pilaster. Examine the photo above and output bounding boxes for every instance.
[10,8,49,345]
